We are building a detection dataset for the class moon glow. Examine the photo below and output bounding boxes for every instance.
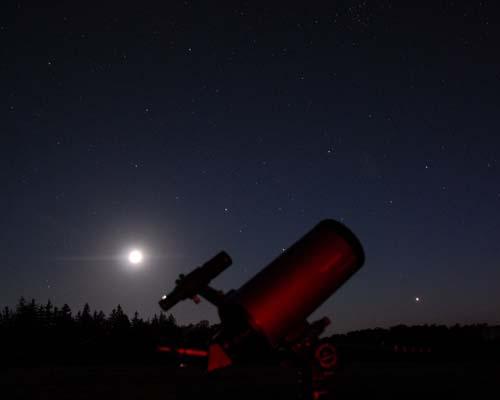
[128,249,144,264]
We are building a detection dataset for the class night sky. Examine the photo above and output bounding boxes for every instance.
[2,1,499,333]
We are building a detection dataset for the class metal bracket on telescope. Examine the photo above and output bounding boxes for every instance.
[159,251,232,312]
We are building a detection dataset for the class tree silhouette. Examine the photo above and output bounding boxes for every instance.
[109,304,130,332]
[0,297,498,366]
[131,311,143,329]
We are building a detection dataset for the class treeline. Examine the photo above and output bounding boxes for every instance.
[0,297,215,366]
[329,324,500,362]
[1,298,499,365]
[331,323,499,346]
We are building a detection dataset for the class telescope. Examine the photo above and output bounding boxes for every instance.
[159,219,364,398]
[159,251,232,311]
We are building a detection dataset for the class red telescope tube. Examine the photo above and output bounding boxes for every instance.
[223,219,364,346]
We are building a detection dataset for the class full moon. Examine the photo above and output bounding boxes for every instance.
[128,249,144,264]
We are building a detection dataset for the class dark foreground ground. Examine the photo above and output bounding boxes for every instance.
[2,361,499,399]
